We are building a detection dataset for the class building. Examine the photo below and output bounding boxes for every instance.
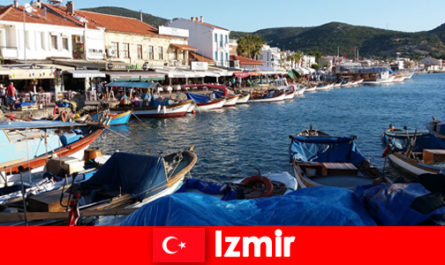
[166,17,230,67]
[301,55,316,68]
[0,1,105,62]
[258,45,281,70]
[230,55,263,71]
[229,39,238,56]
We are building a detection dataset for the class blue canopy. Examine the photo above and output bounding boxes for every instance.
[289,136,366,164]
[0,121,85,130]
[81,152,167,199]
[213,90,225,99]
[106,82,156,89]
[122,186,376,226]
[187,93,210,104]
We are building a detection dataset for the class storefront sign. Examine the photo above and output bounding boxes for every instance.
[191,62,208,71]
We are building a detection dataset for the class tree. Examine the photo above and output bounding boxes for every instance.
[289,51,303,67]
[311,64,320,70]
[236,34,265,59]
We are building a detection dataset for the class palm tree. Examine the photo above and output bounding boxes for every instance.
[237,34,265,59]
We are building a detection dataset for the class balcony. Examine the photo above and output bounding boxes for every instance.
[0,46,18,59]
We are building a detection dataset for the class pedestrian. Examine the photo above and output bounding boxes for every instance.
[6,82,17,110]
[0,84,5,106]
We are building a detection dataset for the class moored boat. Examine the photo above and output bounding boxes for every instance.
[187,93,225,111]
[222,95,240,107]
[236,94,251,104]
[315,83,334,91]
[115,100,195,118]
[248,90,286,103]
[289,133,382,189]
[92,110,132,126]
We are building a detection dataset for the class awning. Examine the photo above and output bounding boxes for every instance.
[170,44,197,51]
[287,70,296,80]
[106,71,165,81]
[67,70,106,79]
[106,82,156,89]
[5,68,56,80]
[234,72,250,78]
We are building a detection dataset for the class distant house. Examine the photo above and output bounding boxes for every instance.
[0,0,105,61]
[166,17,230,67]
[419,57,442,72]
[230,55,263,70]
[258,45,281,70]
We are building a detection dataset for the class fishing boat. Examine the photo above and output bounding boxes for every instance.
[387,151,443,177]
[315,83,334,91]
[92,110,132,126]
[305,86,317,93]
[283,91,296,100]
[0,149,197,225]
[289,133,382,189]
[382,125,442,152]
[297,125,330,137]
[248,90,286,103]
[351,79,364,87]
[363,72,395,86]
[427,118,445,140]
[295,87,306,97]
[187,93,226,111]
[177,171,298,200]
[213,90,239,107]
[236,94,251,104]
[0,121,103,188]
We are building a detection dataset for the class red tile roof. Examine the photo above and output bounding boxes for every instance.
[45,4,158,35]
[0,5,85,28]
[190,52,214,63]
[170,44,197,51]
[230,55,264,66]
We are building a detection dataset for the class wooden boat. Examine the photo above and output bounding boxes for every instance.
[236,94,251,104]
[427,118,445,141]
[295,87,306,97]
[297,126,330,137]
[223,95,240,107]
[305,86,317,93]
[0,149,198,225]
[114,100,195,118]
[92,110,132,126]
[315,83,334,91]
[289,134,382,189]
[0,121,103,188]
[248,90,286,103]
[382,125,440,152]
[387,151,443,177]
[187,93,225,111]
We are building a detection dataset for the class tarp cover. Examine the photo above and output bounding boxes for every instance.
[354,180,445,226]
[81,152,167,199]
[289,136,366,164]
[382,131,445,152]
[121,186,376,226]
[187,93,210,104]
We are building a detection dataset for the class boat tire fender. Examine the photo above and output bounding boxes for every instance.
[241,175,274,198]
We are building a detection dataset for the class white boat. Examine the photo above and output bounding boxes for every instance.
[305,86,317,93]
[130,100,195,118]
[316,83,334,91]
[248,92,286,103]
[295,87,306,97]
[351,79,364,86]
[363,72,395,86]
[236,94,251,104]
[388,152,442,177]
[195,98,226,111]
[223,95,240,107]
[283,91,296,100]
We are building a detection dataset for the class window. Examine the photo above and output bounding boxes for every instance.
[226,52,229,62]
[148,45,154,59]
[62,37,69,50]
[158,46,163,60]
[111,42,119,58]
[225,35,228,45]
[137,44,143,60]
[220,34,223,48]
[51,35,58,50]
[41,32,46,50]
[122,43,130,58]
[215,51,218,61]
[221,52,224,63]
[214,33,218,43]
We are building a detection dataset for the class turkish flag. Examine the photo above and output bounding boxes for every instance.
[153,228,206,263]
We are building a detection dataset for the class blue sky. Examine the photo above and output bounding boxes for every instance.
[33,0,445,32]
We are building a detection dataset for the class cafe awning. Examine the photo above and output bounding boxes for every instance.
[67,70,106,79]
[287,70,296,80]
[0,68,56,80]
[106,71,165,81]
[106,82,157,89]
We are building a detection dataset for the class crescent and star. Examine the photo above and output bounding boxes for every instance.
[162,236,187,255]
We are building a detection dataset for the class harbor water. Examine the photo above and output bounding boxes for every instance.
[93,74,445,182]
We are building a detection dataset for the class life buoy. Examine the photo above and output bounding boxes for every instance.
[60,111,68,122]
[241,175,274,198]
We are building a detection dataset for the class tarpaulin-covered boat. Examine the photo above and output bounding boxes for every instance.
[122,186,376,226]
[187,93,225,111]
[289,134,382,189]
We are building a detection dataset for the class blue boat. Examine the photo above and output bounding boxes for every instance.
[289,133,382,189]
[381,125,443,152]
[428,118,445,142]
[92,110,132,126]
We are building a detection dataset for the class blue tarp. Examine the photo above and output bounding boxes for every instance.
[213,91,225,99]
[81,152,167,200]
[289,136,366,164]
[176,178,238,201]
[187,93,210,104]
[354,182,445,226]
[382,131,445,152]
[122,187,376,226]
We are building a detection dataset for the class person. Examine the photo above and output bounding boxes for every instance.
[6,82,17,110]
[142,89,152,106]
[97,82,104,99]
[0,84,5,106]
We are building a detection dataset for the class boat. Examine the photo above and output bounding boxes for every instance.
[297,125,330,137]
[283,91,296,100]
[382,125,443,152]
[363,72,395,86]
[387,151,443,177]
[295,87,306,97]
[0,121,104,188]
[0,149,198,225]
[305,86,317,93]
[427,117,445,140]
[351,79,364,87]
[213,90,239,107]
[236,94,251,104]
[177,171,298,200]
[187,93,226,111]
[315,83,334,91]
[248,90,286,103]
[92,110,132,126]
[115,100,195,118]
[289,133,382,189]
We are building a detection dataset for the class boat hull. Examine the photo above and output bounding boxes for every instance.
[196,99,225,111]
[249,93,286,103]
[236,94,250,104]
[388,153,441,177]
[129,101,194,118]
[108,111,132,126]
[223,95,239,107]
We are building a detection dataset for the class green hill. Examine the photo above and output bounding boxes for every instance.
[232,22,445,59]
[81,6,168,28]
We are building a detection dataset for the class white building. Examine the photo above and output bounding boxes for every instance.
[301,55,316,68]
[0,1,105,62]
[258,45,281,70]
[166,17,230,67]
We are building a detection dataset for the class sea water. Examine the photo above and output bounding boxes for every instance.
[92,73,445,181]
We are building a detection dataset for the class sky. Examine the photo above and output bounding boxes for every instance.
[3,0,445,32]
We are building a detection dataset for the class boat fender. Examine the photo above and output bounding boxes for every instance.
[241,175,274,198]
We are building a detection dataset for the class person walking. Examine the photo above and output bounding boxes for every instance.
[0,84,5,106]
[6,82,17,110]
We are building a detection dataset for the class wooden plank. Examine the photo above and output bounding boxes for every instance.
[0,208,137,223]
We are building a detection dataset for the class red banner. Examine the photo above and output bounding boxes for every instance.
[0,227,442,265]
